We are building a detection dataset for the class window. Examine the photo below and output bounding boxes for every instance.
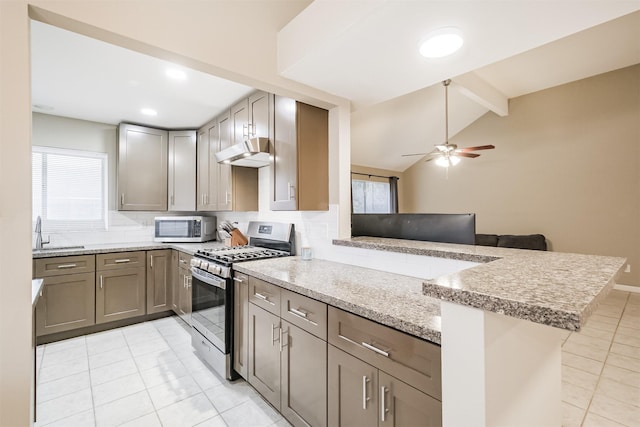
[351,175,399,214]
[32,146,107,230]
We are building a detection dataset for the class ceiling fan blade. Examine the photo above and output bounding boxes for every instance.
[456,152,480,158]
[401,152,429,157]
[456,144,495,152]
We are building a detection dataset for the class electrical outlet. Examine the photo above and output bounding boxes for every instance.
[625,264,631,273]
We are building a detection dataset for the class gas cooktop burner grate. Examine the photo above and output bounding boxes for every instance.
[195,246,290,264]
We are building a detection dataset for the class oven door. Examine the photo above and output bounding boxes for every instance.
[190,267,228,353]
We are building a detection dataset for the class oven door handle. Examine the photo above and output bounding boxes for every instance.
[191,267,227,290]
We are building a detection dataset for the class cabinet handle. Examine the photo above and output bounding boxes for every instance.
[337,334,359,346]
[121,193,125,206]
[287,308,318,326]
[381,386,389,421]
[288,182,296,200]
[150,255,153,268]
[242,124,249,138]
[362,342,390,358]
[226,192,231,204]
[271,324,280,346]
[183,276,187,288]
[254,292,273,304]
[362,376,370,409]
[57,264,77,269]
[187,277,191,288]
[232,277,244,283]
[100,275,103,289]
[289,307,307,318]
[114,259,130,264]
[279,327,288,352]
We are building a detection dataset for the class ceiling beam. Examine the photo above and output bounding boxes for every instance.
[454,72,509,117]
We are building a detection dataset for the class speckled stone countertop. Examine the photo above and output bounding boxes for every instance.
[235,258,443,344]
[31,241,225,258]
[334,237,626,331]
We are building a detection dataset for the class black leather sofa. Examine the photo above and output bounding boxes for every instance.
[475,234,547,251]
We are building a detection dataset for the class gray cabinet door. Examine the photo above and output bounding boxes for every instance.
[171,250,180,314]
[117,123,168,211]
[196,127,211,210]
[379,371,442,427]
[281,320,327,427]
[96,266,146,324]
[328,345,378,427]
[35,272,95,336]
[271,95,298,211]
[248,303,281,409]
[146,250,171,314]
[217,111,232,211]
[233,272,249,379]
[168,130,196,211]
[248,91,270,139]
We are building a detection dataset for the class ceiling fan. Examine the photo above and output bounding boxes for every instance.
[403,79,495,167]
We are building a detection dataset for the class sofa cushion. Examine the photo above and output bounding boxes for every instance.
[497,234,547,251]
[475,234,499,247]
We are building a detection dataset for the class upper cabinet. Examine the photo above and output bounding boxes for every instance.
[197,92,262,213]
[118,124,168,211]
[271,96,329,211]
[168,130,196,211]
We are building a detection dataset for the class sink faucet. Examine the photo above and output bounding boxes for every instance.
[35,216,50,249]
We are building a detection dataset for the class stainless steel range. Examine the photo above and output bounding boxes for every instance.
[189,221,295,380]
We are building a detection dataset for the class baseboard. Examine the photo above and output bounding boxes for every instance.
[614,283,640,293]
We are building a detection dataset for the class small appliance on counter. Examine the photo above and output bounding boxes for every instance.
[189,221,295,380]
[154,216,216,242]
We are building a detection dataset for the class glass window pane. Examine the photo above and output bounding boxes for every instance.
[351,179,391,214]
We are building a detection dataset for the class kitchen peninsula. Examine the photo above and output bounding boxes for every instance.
[235,237,625,427]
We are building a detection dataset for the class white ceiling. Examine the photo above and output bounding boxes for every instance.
[31,20,255,129]
[31,2,640,172]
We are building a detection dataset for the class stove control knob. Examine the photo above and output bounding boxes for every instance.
[190,259,200,268]
[210,265,221,275]
[200,261,209,271]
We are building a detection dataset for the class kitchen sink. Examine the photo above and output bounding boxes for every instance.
[33,245,85,251]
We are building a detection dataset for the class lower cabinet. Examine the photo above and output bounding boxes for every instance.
[328,346,442,427]
[246,277,328,427]
[34,255,96,337]
[96,252,146,324]
[172,250,192,325]
[35,272,95,336]
[146,249,171,314]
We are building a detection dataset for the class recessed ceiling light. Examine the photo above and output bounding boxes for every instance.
[166,68,187,80]
[419,27,464,58]
[141,108,157,116]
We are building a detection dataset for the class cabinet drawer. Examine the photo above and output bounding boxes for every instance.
[281,289,327,340]
[96,251,145,271]
[178,251,192,268]
[328,306,441,400]
[249,276,280,315]
[34,255,95,277]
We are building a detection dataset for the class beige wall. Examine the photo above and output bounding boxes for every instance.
[351,164,407,212]
[403,65,640,287]
[0,2,34,425]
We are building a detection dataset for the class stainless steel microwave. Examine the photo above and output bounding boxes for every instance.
[154,216,216,242]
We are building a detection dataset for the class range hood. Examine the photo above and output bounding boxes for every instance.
[214,137,270,168]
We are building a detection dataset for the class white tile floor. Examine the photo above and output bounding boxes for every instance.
[35,290,639,427]
[35,317,289,427]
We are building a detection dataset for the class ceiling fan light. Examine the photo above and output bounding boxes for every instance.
[435,156,450,167]
[419,28,464,58]
[450,155,461,166]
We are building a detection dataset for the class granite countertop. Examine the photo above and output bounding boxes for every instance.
[234,257,443,344]
[32,279,44,308]
[334,237,626,331]
[31,241,225,258]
